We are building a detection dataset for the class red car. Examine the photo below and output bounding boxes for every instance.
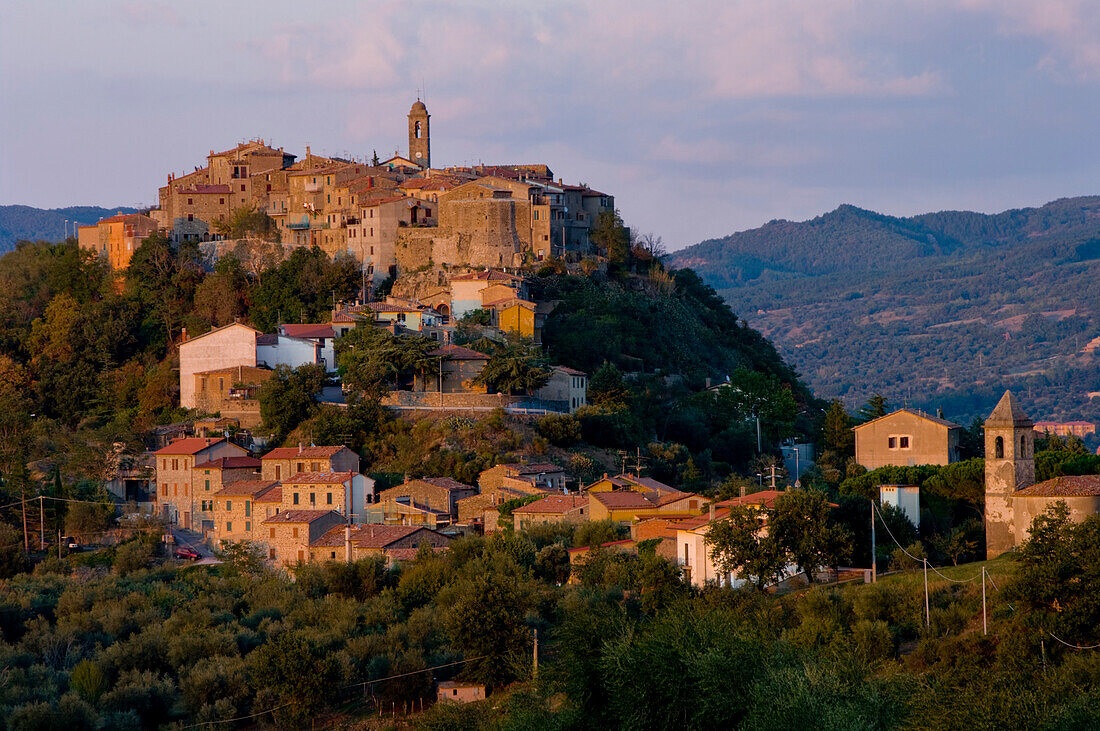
[174,546,201,561]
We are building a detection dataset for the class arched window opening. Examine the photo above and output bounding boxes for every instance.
[995,436,1004,459]
[414,121,422,139]
[1021,435,1027,457]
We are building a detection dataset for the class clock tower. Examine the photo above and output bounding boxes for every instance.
[408,99,430,169]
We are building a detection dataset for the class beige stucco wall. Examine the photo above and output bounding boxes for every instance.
[855,412,959,469]
[179,324,258,409]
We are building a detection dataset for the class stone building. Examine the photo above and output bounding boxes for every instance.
[179,323,261,410]
[153,438,248,529]
[982,391,1100,558]
[77,213,158,270]
[478,463,567,493]
[192,364,272,428]
[377,477,478,527]
[408,100,430,169]
[211,479,281,546]
[309,523,451,564]
[191,456,261,533]
[260,445,360,482]
[261,510,346,567]
[854,408,961,470]
[512,494,589,531]
[279,471,376,522]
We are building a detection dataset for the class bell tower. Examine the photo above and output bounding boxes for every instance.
[408,99,430,169]
[983,390,1035,558]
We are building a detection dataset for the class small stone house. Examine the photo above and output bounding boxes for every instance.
[212,480,280,546]
[191,456,261,533]
[309,524,452,564]
[512,494,589,531]
[377,477,478,527]
[437,681,486,704]
[261,510,345,566]
[260,445,360,482]
[154,438,249,530]
[854,408,961,470]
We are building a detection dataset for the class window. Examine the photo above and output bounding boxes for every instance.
[327,492,333,505]
[888,437,897,449]
[297,462,304,473]
[172,459,178,470]
[187,198,193,205]
[292,527,299,538]
[240,184,245,192]
[219,198,225,204]
[269,548,276,559]
[226,521,232,532]
[205,479,210,490]
[161,483,168,496]
[899,436,910,448]
[995,436,1004,459]
[293,493,299,505]
[245,501,251,517]
[311,461,320,472]
[1021,435,1027,457]
[309,493,316,506]
[226,500,232,511]
[245,521,251,531]
[331,551,337,559]
[275,465,281,480]
[269,527,275,538]
[187,214,193,221]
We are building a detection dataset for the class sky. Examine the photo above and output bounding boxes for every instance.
[4,0,1100,249]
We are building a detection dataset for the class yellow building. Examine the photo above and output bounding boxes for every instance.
[853,408,961,470]
[77,213,159,271]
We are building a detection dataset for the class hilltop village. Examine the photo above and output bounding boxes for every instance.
[77,100,614,279]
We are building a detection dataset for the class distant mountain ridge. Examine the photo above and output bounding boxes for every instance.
[673,197,1100,286]
[670,196,1100,424]
[0,205,140,251]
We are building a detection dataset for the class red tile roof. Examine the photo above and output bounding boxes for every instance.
[193,456,261,470]
[213,480,280,498]
[311,524,447,549]
[716,490,786,509]
[554,366,587,377]
[1015,475,1100,497]
[426,344,490,360]
[280,324,336,339]
[414,477,476,492]
[255,485,282,503]
[513,494,587,514]
[262,446,350,460]
[854,408,960,431]
[368,301,425,314]
[154,437,227,456]
[589,491,657,510]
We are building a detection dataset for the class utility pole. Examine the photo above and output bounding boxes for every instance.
[755,414,762,453]
[21,498,29,553]
[871,501,877,583]
[39,496,45,550]
[982,566,988,635]
[923,558,931,628]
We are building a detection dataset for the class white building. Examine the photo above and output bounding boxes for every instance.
[879,484,920,528]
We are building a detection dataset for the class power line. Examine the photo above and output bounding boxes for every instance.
[1047,631,1100,651]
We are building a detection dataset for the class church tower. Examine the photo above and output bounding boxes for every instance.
[408,99,430,169]
[984,390,1035,558]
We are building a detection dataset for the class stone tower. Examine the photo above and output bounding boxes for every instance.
[408,99,430,169]
[984,390,1035,558]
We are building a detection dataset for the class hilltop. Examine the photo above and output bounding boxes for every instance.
[669,197,1100,424]
[0,204,139,250]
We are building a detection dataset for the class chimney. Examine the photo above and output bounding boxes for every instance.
[181,327,188,343]
[298,442,303,454]
[345,524,353,563]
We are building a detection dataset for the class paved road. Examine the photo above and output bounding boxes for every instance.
[170,526,222,566]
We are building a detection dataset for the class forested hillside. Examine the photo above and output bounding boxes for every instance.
[670,197,1100,425]
[0,205,139,251]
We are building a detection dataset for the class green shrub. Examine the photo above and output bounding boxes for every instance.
[536,414,581,447]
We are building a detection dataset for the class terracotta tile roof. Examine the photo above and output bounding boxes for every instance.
[568,538,635,555]
[213,480,280,498]
[263,509,342,524]
[262,446,350,460]
[414,477,476,492]
[554,366,587,377]
[154,437,227,456]
[368,301,424,314]
[255,485,282,503]
[589,491,657,510]
[854,408,960,431]
[361,195,410,207]
[654,491,697,507]
[1015,475,1100,497]
[312,524,448,549]
[581,188,610,197]
[514,494,588,514]
[386,547,448,562]
[625,475,679,495]
[283,471,357,485]
[501,463,563,475]
[193,456,261,470]
[426,344,490,360]
[716,490,785,509]
[673,509,733,531]
[280,324,335,339]
[95,213,153,225]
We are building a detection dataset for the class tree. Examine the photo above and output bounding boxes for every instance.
[258,364,327,442]
[705,505,786,590]
[588,362,630,407]
[191,255,249,328]
[535,543,571,584]
[248,632,338,727]
[213,206,279,241]
[823,399,853,454]
[473,338,551,395]
[126,233,203,346]
[591,209,632,267]
[857,394,888,422]
[770,488,852,583]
